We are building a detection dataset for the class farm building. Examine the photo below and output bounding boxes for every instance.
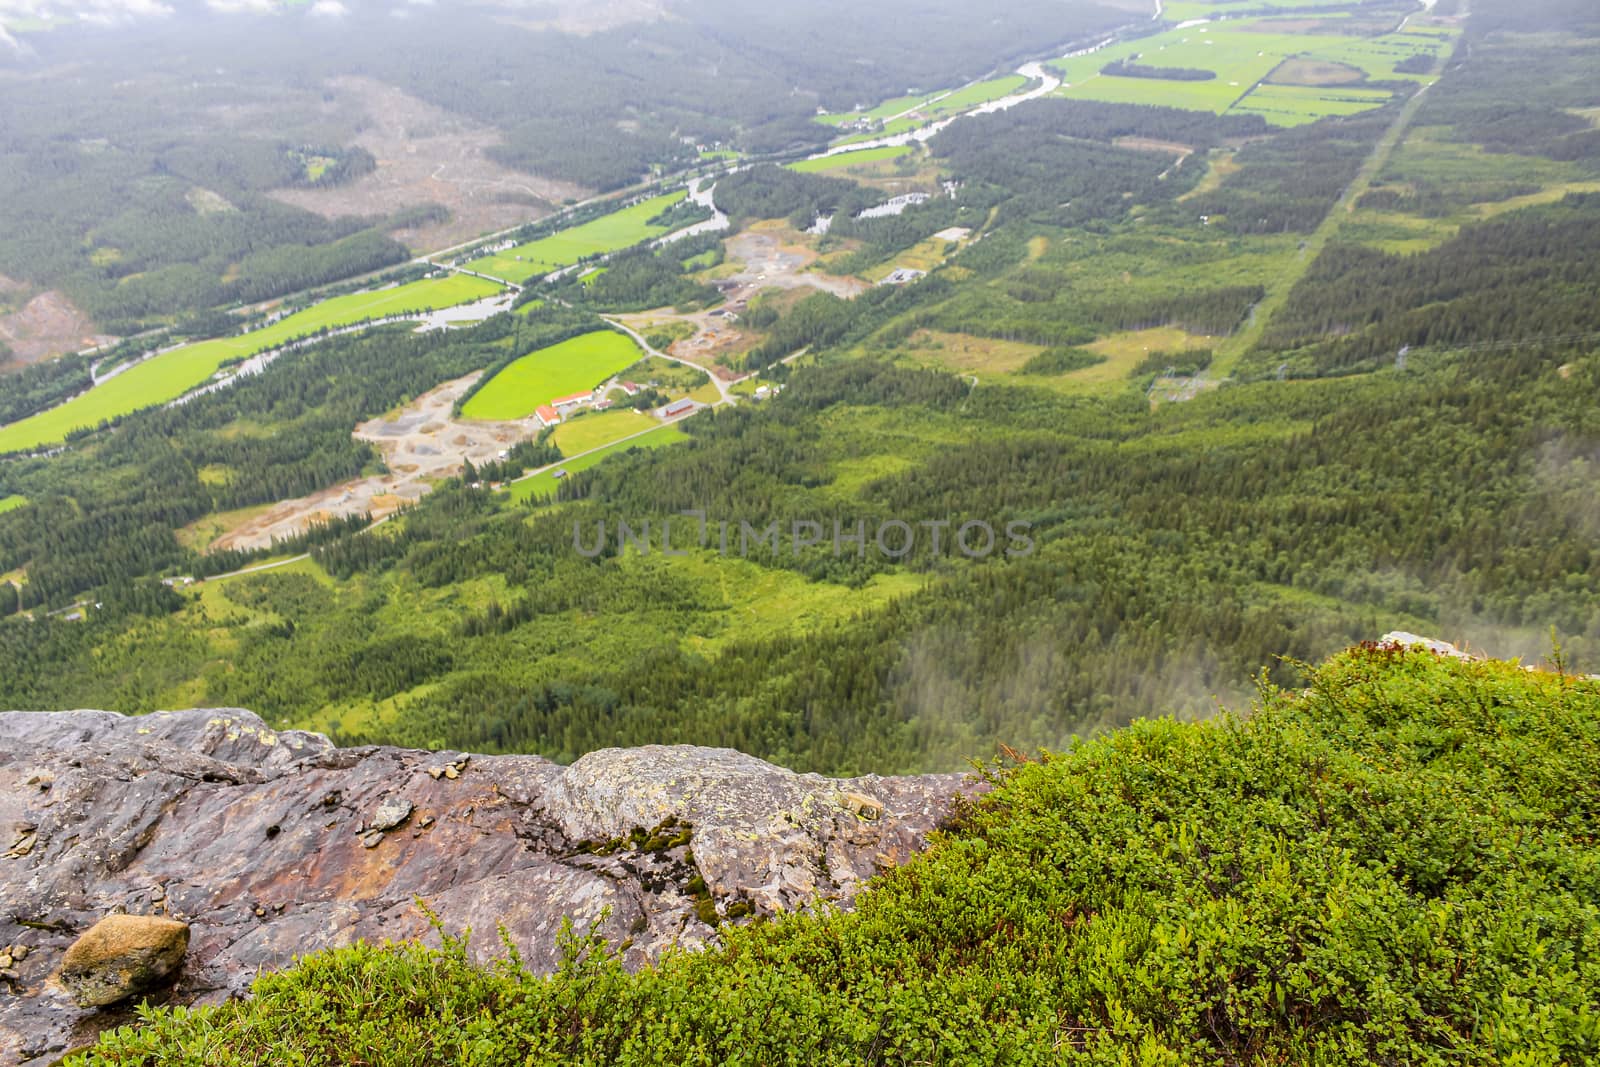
[535,405,561,427]
[552,391,594,413]
[657,397,699,419]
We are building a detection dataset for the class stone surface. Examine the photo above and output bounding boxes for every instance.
[0,709,974,1065]
[58,915,190,1008]
[1380,632,1478,661]
[370,798,414,832]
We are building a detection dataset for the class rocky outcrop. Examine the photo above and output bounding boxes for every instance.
[0,710,973,1065]
[1380,631,1478,661]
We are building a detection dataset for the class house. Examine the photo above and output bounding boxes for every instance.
[619,381,641,396]
[657,397,699,419]
[551,391,593,413]
[535,404,561,427]
[594,397,614,411]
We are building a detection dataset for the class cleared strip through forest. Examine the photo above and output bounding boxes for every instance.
[1212,51,1451,378]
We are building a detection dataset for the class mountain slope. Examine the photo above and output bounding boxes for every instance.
[72,644,1600,1065]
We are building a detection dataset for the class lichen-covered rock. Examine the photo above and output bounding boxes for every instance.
[370,798,413,832]
[57,915,190,1008]
[1380,632,1477,661]
[0,709,974,1065]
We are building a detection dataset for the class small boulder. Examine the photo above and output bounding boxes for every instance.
[58,915,190,1008]
[372,798,414,832]
[840,792,883,821]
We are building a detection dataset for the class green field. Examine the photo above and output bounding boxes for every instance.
[1053,27,1289,112]
[919,74,1029,118]
[506,423,689,503]
[0,494,27,515]
[1232,82,1396,125]
[789,145,915,173]
[550,408,654,454]
[461,331,644,421]
[819,75,1029,142]
[0,274,502,455]
[468,192,689,284]
[1161,0,1365,19]
[837,117,923,146]
[1302,29,1452,81]
[1050,22,1453,123]
[816,91,942,127]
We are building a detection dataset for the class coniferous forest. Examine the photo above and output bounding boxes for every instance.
[0,0,1598,1061]
[3,0,1599,779]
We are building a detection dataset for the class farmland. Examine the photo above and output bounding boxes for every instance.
[1050,20,1456,124]
[466,192,690,284]
[460,331,643,421]
[789,146,915,173]
[1161,0,1370,19]
[918,75,1031,119]
[1233,83,1395,125]
[816,91,944,128]
[0,494,26,515]
[506,422,689,503]
[551,409,654,454]
[820,74,1031,144]
[0,274,502,455]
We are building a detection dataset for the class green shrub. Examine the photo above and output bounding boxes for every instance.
[74,649,1600,1065]
[1130,348,1213,378]
[1019,347,1106,376]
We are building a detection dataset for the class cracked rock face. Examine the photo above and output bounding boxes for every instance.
[0,709,974,1065]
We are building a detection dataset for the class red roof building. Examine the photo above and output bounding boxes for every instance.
[535,405,561,426]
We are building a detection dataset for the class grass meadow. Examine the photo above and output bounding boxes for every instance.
[0,274,501,455]
[461,331,643,421]
[1049,19,1458,125]
[789,146,915,173]
[821,75,1031,145]
[506,422,689,503]
[468,193,689,284]
[550,408,655,454]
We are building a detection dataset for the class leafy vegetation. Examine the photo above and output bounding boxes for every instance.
[1251,194,1600,376]
[1019,347,1106,375]
[73,650,1600,1065]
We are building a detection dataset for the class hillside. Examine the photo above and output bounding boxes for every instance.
[0,711,968,1063]
[56,643,1600,1064]
[1,0,1598,1062]
[3,0,1599,774]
